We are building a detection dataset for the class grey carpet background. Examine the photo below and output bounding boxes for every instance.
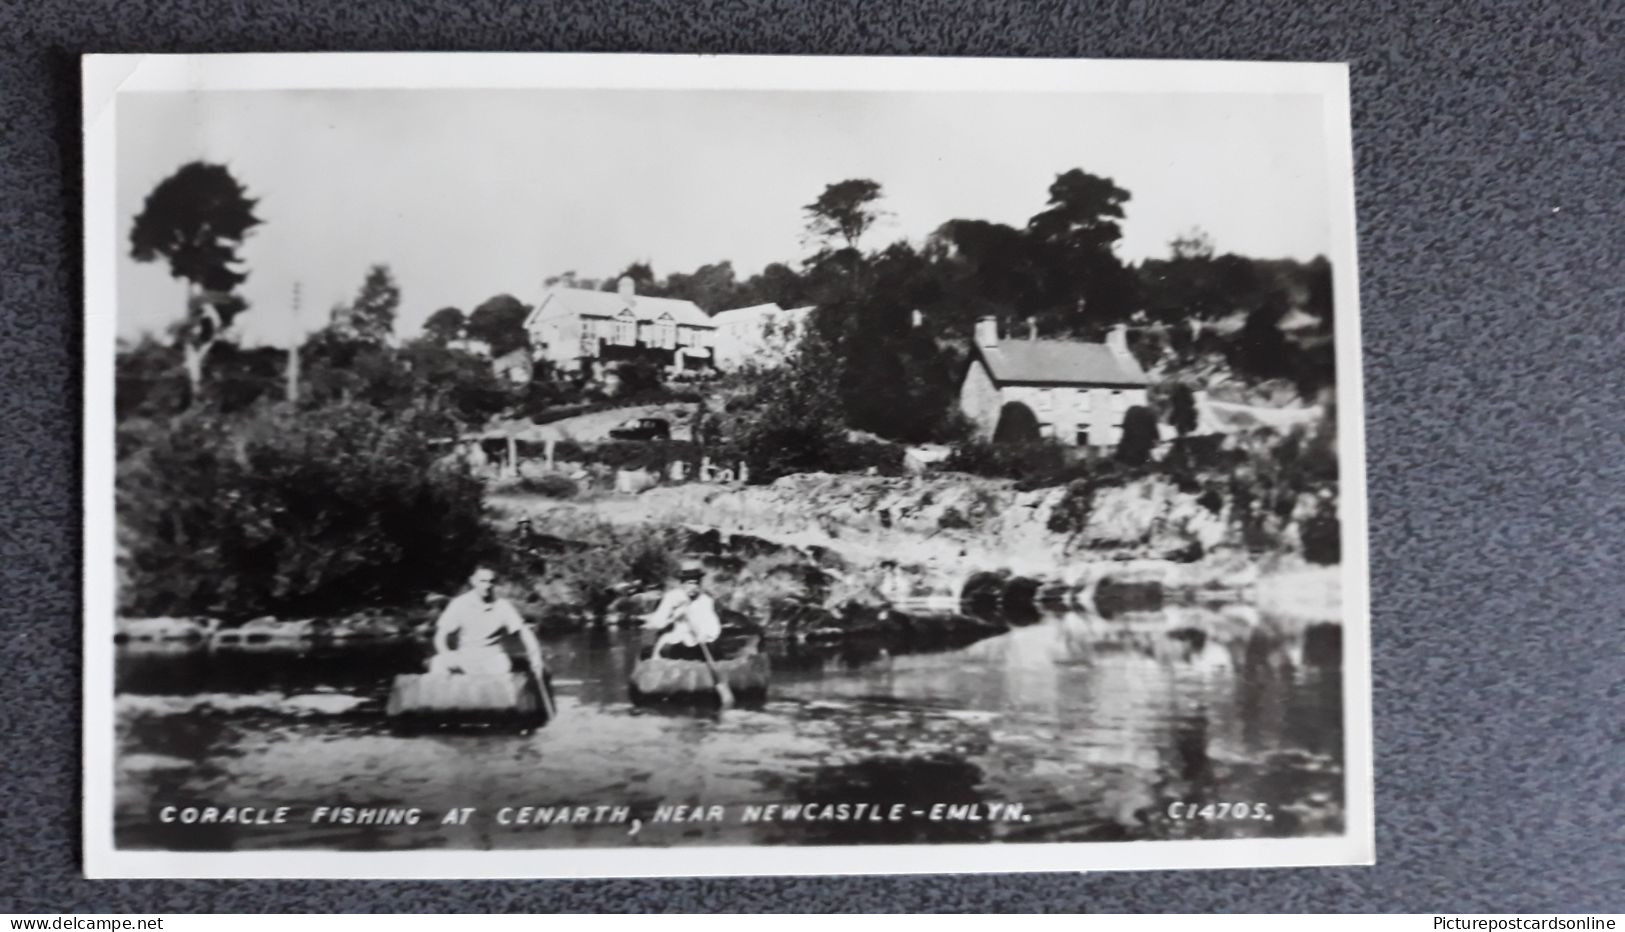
[1,0,1620,913]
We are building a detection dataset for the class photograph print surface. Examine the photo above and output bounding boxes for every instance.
[85,54,1371,877]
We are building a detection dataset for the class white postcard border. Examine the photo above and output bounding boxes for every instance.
[82,52,1374,879]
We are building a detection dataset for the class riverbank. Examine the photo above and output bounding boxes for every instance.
[492,471,1344,623]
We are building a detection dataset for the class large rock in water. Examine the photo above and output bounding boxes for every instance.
[765,598,1006,653]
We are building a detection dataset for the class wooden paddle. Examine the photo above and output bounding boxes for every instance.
[528,653,558,722]
[695,637,735,709]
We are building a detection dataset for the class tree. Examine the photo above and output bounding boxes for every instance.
[1025,169,1139,332]
[663,260,745,311]
[1169,227,1216,260]
[1305,255,1334,332]
[1233,295,1292,381]
[397,340,514,429]
[1169,383,1199,437]
[116,401,489,619]
[129,161,262,401]
[115,336,188,421]
[807,241,960,443]
[465,294,533,358]
[1116,405,1159,466]
[803,179,886,250]
[614,359,665,397]
[1027,169,1130,248]
[740,330,850,483]
[423,306,466,345]
[741,262,808,309]
[331,264,401,344]
[992,402,1041,444]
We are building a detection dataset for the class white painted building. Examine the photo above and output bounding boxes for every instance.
[709,303,815,371]
[523,277,718,376]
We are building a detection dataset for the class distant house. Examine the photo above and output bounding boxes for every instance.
[710,303,815,371]
[959,316,1151,448]
[524,277,717,377]
[492,347,533,385]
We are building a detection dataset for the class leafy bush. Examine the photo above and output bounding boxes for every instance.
[941,440,1071,484]
[1046,480,1097,535]
[828,439,907,476]
[740,331,851,483]
[1300,504,1341,565]
[117,401,490,619]
[543,523,685,613]
[614,360,665,396]
[1115,405,1159,466]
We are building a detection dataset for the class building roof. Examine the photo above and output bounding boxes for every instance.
[974,338,1149,387]
[711,303,815,327]
[711,302,782,325]
[491,347,531,368]
[529,287,715,329]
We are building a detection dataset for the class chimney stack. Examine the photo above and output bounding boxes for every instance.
[1027,316,1037,341]
[975,315,999,350]
[911,308,924,329]
[617,276,635,297]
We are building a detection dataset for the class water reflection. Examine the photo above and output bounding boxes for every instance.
[114,603,1344,850]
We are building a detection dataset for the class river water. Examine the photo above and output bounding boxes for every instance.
[113,604,1345,850]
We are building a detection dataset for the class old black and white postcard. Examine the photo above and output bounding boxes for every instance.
[84,54,1372,877]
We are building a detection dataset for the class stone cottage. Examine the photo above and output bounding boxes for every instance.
[958,316,1150,448]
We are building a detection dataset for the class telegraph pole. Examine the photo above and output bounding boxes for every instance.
[286,282,302,402]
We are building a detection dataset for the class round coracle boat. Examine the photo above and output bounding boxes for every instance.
[628,632,769,706]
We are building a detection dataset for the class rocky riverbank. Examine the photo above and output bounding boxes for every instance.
[494,470,1340,613]
[116,471,1344,660]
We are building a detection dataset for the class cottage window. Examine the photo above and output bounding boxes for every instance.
[613,311,637,346]
[1078,392,1094,414]
[1075,427,1090,447]
[653,314,677,349]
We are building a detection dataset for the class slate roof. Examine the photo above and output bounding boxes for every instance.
[712,303,815,333]
[974,338,1149,387]
[711,302,783,325]
[528,287,715,329]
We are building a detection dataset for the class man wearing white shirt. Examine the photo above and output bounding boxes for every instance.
[428,566,545,677]
[642,563,722,660]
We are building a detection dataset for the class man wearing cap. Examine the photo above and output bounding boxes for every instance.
[428,566,546,678]
[643,562,722,660]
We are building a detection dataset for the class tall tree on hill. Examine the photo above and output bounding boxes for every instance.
[331,264,401,344]
[422,306,466,345]
[1025,169,1139,332]
[129,161,262,402]
[466,294,532,357]
[815,241,959,443]
[803,179,887,251]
